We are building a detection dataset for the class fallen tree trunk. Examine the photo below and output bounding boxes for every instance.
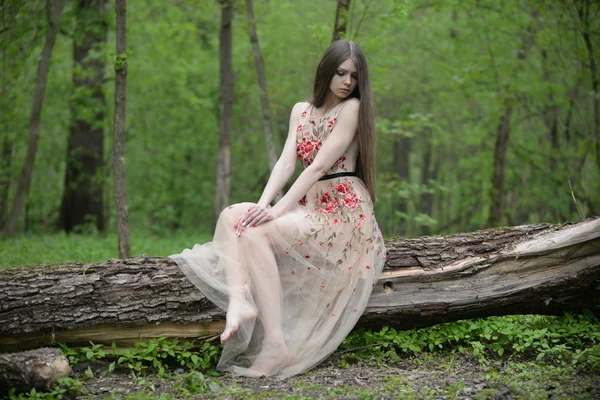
[0,348,71,396]
[1,218,599,352]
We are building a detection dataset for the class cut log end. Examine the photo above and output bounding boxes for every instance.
[0,348,71,396]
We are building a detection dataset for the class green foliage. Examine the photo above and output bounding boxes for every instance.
[112,338,220,375]
[484,361,599,400]
[58,337,221,376]
[6,314,600,399]
[113,52,129,71]
[59,342,106,364]
[339,313,600,371]
[2,0,597,238]
[184,371,221,394]
[6,377,82,400]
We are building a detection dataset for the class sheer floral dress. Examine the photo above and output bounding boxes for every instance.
[170,101,386,378]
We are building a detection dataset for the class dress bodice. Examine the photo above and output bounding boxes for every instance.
[295,102,358,173]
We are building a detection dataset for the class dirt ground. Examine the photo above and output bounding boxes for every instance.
[71,353,600,399]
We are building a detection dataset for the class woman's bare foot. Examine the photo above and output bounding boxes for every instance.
[249,340,293,376]
[220,300,257,344]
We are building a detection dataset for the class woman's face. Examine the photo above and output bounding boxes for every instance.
[329,59,358,100]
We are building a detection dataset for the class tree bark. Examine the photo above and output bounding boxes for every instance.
[0,135,11,229]
[2,0,65,237]
[0,0,11,229]
[113,0,130,259]
[540,49,559,173]
[213,0,234,227]
[577,0,600,173]
[0,348,71,397]
[59,0,107,233]
[488,104,512,227]
[487,12,539,227]
[393,131,411,235]
[419,127,437,235]
[332,0,350,42]
[246,0,278,173]
[1,218,598,351]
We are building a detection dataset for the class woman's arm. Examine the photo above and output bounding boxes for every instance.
[272,98,359,215]
[233,102,303,235]
[256,102,304,207]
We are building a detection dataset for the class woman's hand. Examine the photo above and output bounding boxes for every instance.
[234,204,281,236]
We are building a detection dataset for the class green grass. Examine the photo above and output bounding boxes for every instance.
[0,231,212,268]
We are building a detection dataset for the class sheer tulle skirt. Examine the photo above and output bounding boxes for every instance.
[169,177,386,377]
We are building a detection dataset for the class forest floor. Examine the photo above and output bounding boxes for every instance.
[67,352,599,399]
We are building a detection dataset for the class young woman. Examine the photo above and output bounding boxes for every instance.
[170,39,386,378]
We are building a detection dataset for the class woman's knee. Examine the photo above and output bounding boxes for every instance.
[218,202,254,223]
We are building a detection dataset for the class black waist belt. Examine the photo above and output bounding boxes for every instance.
[318,172,358,181]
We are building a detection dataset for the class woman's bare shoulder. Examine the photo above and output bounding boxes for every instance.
[294,101,311,110]
[342,97,360,110]
[289,101,310,119]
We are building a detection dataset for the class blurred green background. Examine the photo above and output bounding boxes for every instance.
[1,0,598,266]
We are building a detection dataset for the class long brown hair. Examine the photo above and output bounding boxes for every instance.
[311,39,376,202]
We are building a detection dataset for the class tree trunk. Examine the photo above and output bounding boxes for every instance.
[488,12,539,227]
[332,0,350,42]
[246,0,278,173]
[0,135,11,229]
[1,218,598,351]
[0,0,11,229]
[213,0,234,227]
[540,48,562,220]
[393,132,411,235]
[577,0,600,173]
[112,0,130,259]
[2,0,65,237]
[0,348,71,397]
[540,49,559,172]
[59,0,107,233]
[419,129,437,236]
[488,104,512,227]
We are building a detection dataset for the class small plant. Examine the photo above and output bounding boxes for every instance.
[6,377,83,400]
[59,337,221,377]
[59,342,106,365]
[185,371,220,394]
[176,340,220,372]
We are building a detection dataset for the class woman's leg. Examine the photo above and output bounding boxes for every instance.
[243,218,295,374]
[216,204,257,343]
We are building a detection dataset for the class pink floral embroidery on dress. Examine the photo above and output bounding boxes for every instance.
[286,102,386,280]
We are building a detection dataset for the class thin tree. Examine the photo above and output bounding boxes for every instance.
[577,0,599,173]
[214,0,234,226]
[393,125,411,235]
[0,0,9,228]
[113,0,130,258]
[59,0,108,233]
[3,0,65,237]
[332,0,350,41]
[246,0,277,172]
[488,11,540,227]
